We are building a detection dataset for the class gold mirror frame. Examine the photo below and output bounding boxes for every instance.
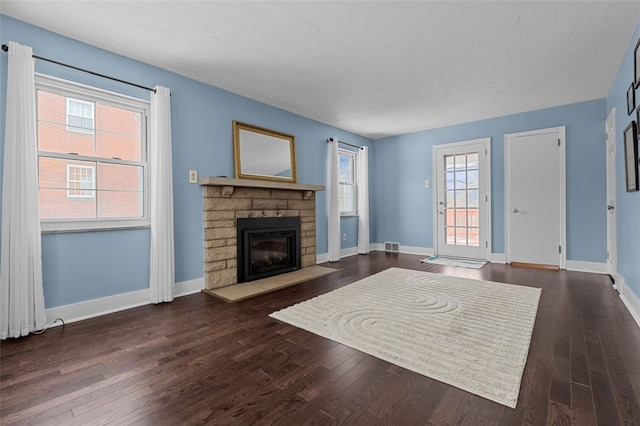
[233,121,297,183]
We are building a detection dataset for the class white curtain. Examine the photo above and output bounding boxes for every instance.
[0,42,46,339]
[327,138,341,262]
[357,146,370,254]
[149,86,175,303]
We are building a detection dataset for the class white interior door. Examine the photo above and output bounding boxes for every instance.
[606,108,618,280]
[434,139,490,260]
[505,127,566,268]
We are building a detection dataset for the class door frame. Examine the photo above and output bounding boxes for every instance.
[432,137,492,260]
[504,126,566,269]
[605,108,619,285]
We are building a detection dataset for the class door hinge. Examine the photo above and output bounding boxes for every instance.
[558,138,561,147]
[559,245,562,254]
[606,251,610,260]
[485,195,488,202]
[485,241,488,248]
[485,148,487,155]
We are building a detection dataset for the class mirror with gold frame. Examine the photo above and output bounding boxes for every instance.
[233,121,297,183]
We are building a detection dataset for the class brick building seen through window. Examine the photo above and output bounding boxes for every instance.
[37,88,145,221]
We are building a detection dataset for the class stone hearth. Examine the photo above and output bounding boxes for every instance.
[199,177,324,290]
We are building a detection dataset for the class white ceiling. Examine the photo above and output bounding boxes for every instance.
[2,1,639,139]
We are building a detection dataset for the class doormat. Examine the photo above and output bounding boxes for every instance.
[421,256,487,269]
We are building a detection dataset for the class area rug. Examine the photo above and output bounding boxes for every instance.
[269,267,541,408]
[421,255,487,269]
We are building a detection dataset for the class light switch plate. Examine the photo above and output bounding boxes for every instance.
[189,170,198,183]
[424,180,430,188]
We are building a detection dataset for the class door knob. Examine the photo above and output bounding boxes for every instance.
[511,208,519,213]
[438,211,444,215]
[607,205,614,211]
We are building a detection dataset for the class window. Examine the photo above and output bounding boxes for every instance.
[36,74,149,232]
[338,149,357,216]
[66,98,94,133]
[66,165,95,198]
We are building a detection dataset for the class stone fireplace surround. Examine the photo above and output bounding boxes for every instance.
[198,177,324,290]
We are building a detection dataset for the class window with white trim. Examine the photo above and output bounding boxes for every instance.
[66,98,94,133]
[338,149,357,216]
[36,74,149,232]
[66,164,95,198]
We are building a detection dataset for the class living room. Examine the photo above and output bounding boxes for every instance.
[1,2,639,424]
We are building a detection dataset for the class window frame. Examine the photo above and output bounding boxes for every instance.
[66,164,96,198]
[66,97,95,134]
[36,73,150,233]
[338,148,358,217]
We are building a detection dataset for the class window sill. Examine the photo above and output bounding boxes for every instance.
[340,213,358,218]
[41,218,150,234]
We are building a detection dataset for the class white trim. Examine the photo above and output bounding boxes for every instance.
[397,245,434,256]
[174,277,205,297]
[45,289,149,326]
[44,277,204,326]
[432,137,492,261]
[490,253,506,264]
[371,244,435,257]
[615,275,640,329]
[340,246,359,258]
[41,218,150,233]
[504,126,566,269]
[566,260,608,274]
[317,246,359,263]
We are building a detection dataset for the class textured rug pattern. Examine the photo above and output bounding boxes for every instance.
[270,267,541,408]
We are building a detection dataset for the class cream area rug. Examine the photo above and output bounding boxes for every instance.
[269,267,541,408]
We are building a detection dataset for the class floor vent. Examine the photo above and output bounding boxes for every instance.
[384,241,400,252]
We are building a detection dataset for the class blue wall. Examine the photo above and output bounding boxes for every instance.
[607,24,640,303]
[372,99,607,262]
[0,15,371,308]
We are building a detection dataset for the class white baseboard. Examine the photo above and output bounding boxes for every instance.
[340,247,359,258]
[616,274,640,329]
[320,244,434,260]
[317,247,360,264]
[490,253,506,264]
[398,245,434,256]
[371,243,434,257]
[566,260,608,274]
[44,277,205,326]
[175,277,205,297]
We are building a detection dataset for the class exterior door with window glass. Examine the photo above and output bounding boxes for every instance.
[434,139,489,260]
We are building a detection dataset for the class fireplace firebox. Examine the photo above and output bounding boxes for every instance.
[237,217,301,283]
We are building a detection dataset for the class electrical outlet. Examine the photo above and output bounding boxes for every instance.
[424,179,430,188]
[189,170,198,184]
[343,234,347,241]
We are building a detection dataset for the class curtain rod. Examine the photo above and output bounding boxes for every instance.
[2,44,156,93]
[326,138,364,150]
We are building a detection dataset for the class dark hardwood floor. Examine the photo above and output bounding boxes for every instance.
[1,252,639,425]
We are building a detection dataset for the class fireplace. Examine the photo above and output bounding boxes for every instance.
[237,216,301,283]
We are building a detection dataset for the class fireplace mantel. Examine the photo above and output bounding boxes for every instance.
[198,176,324,290]
[198,176,324,192]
